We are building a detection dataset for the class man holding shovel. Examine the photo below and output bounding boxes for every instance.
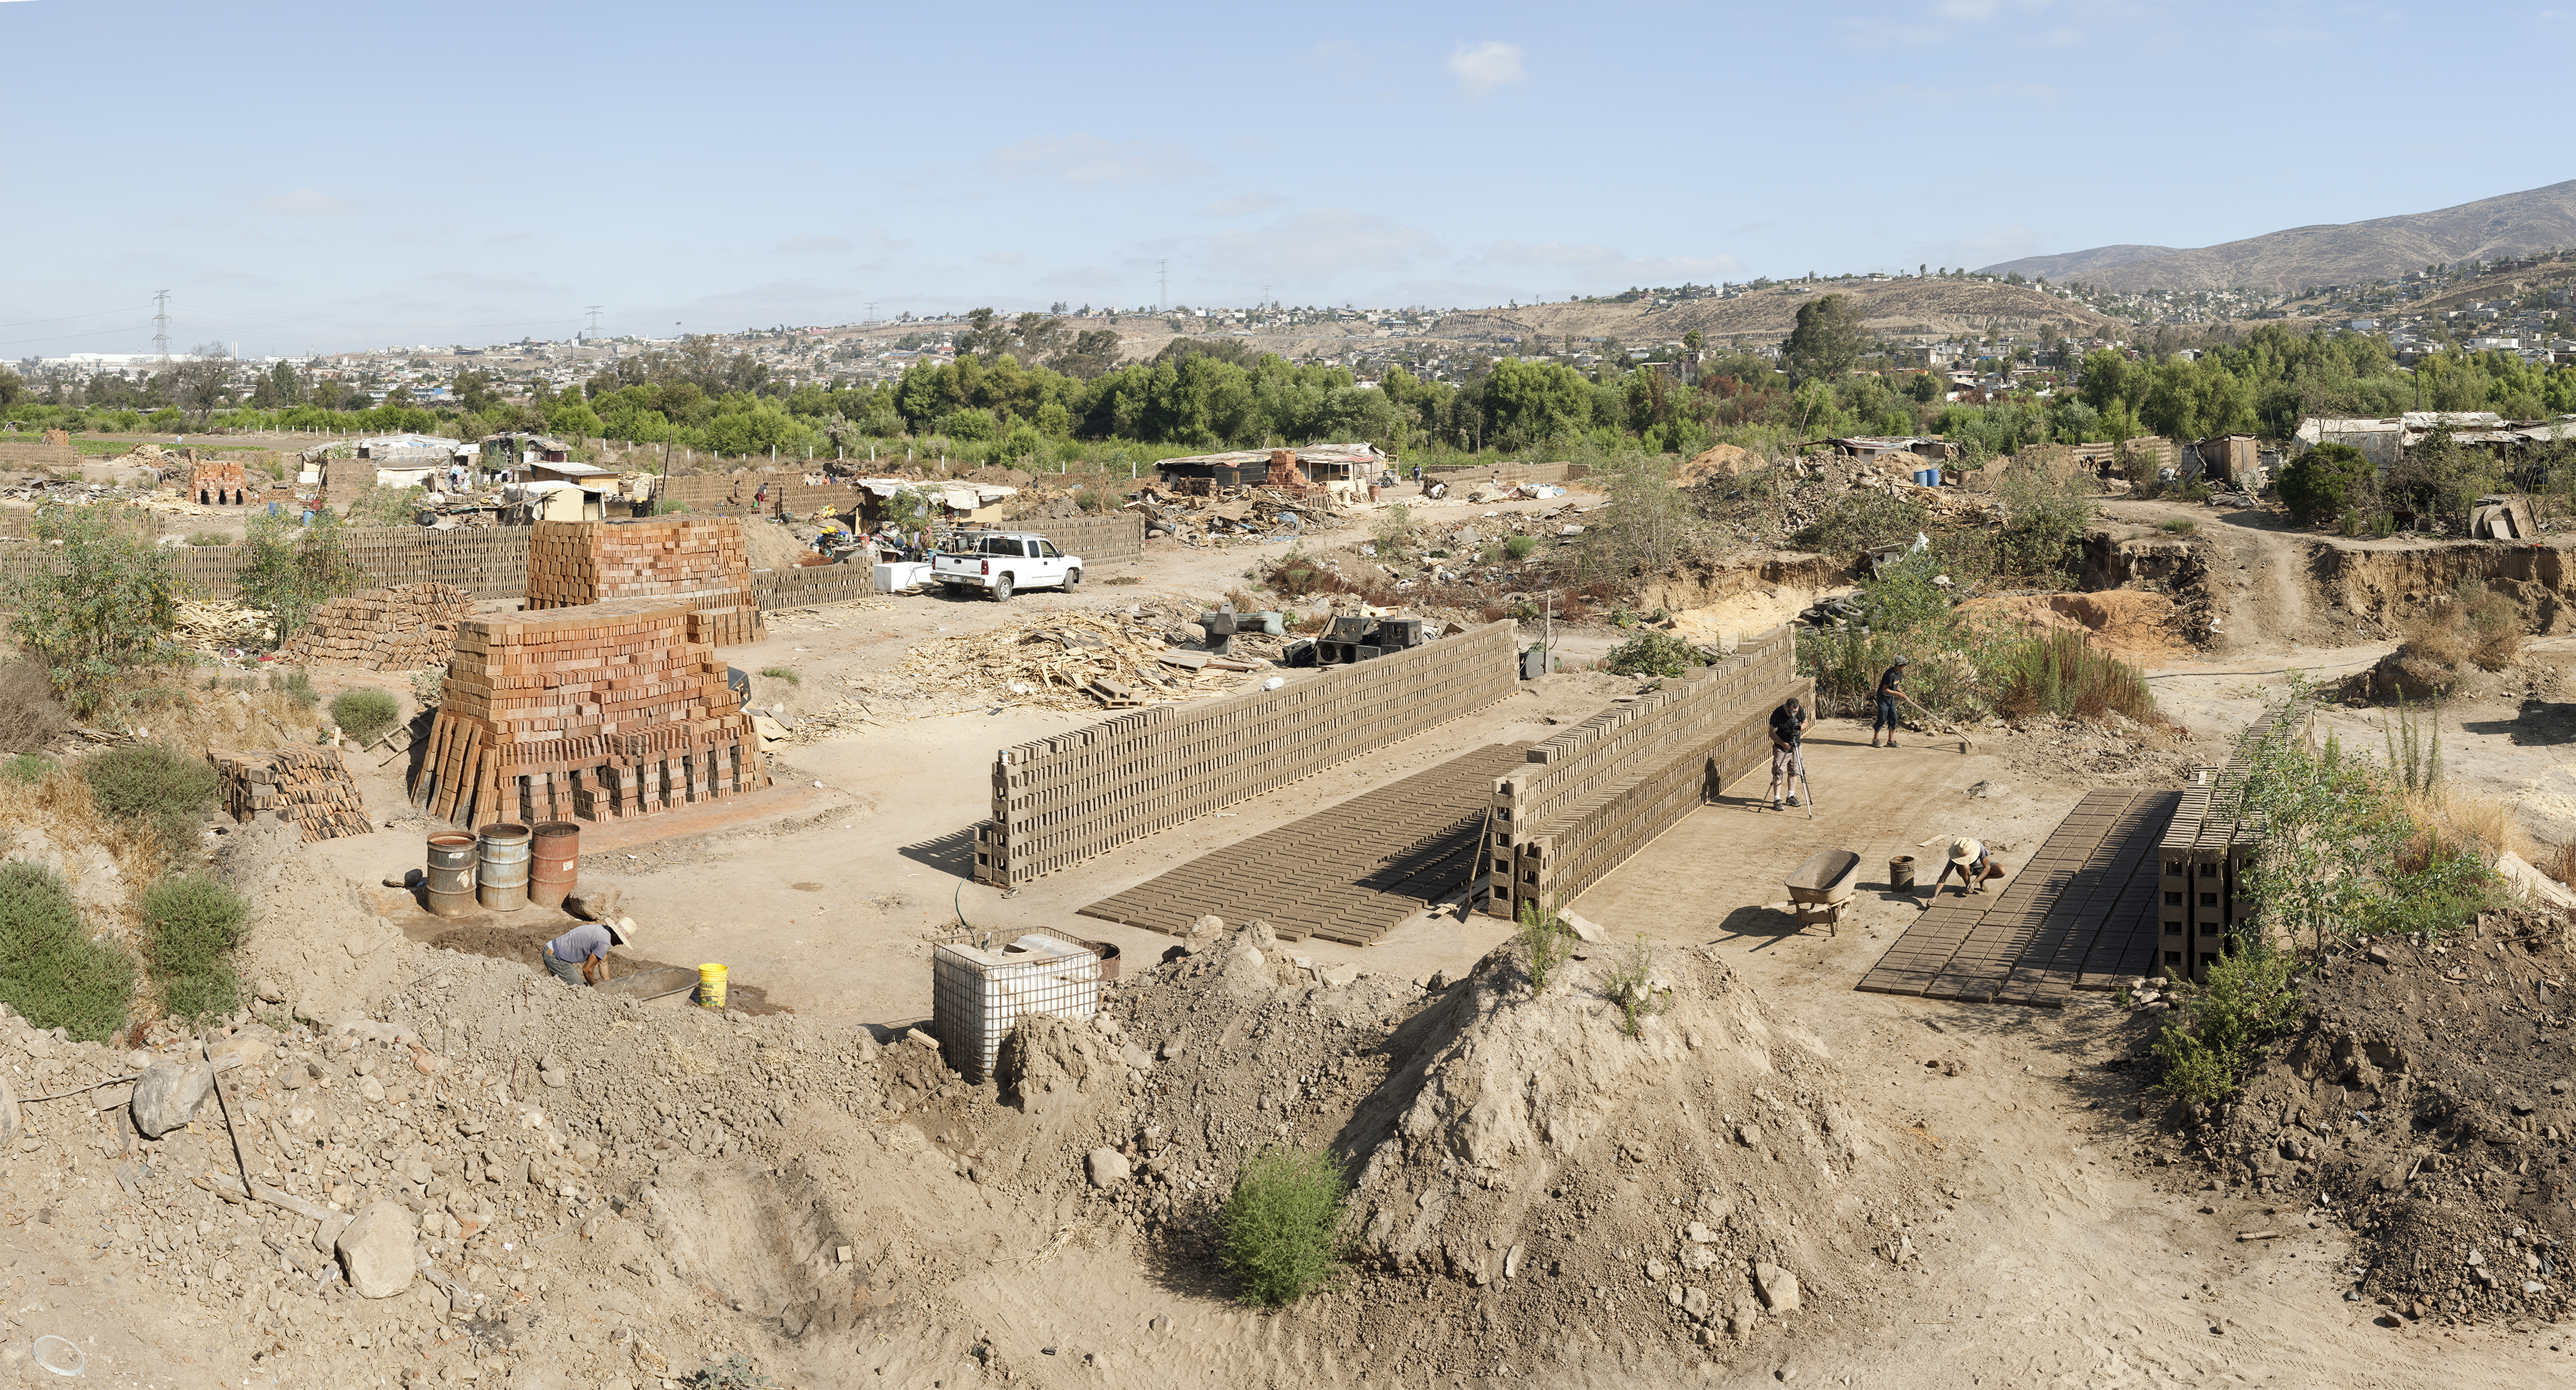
[1767,694,1807,812]
[1873,656,1923,747]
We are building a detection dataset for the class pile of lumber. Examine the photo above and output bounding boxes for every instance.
[210,747,371,842]
[411,597,767,827]
[525,517,763,646]
[276,583,473,670]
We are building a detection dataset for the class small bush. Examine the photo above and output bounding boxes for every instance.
[2278,442,2373,525]
[1793,489,1928,558]
[1219,1147,1347,1306]
[185,532,233,547]
[160,965,243,1026]
[1604,631,1701,678]
[1992,631,2155,722]
[328,689,401,744]
[82,742,218,829]
[1372,503,1415,557]
[2152,939,2298,1107]
[758,666,800,685]
[0,859,136,1042]
[1515,900,1573,993]
[2157,517,2197,534]
[4,752,55,784]
[681,1353,774,1390]
[1602,933,1669,1037]
[1504,533,1538,560]
[271,668,318,706]
[141,873,250,980]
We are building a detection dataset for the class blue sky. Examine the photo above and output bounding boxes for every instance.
[3,0,2568,357]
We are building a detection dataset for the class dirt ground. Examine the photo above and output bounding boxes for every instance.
[7,492,2575,1389]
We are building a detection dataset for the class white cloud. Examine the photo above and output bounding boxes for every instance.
[777,235,851,255]
[253,188,357,217]
[1480,240,1742,283]
[1201,193,1288,216]
[1446,40,1525,97]
[989,133,1211,186]
[1206,208,1438,280]
[977,251,1026,265]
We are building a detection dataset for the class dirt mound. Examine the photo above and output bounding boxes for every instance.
[1966,590,2187,664]
[1678,443,1754,485]
[2195,911,2572,1328]
[737,515,815,572]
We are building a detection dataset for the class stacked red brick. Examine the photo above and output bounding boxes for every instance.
[410,598,766,827]
[277,583,474,671]
[190,457,253,505]
[210,747,371,842]
[525,517,763,647]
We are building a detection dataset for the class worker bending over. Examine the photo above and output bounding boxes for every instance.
[1926,837,2005,898]
[1767,694,1807,812]
[543,918,635,987]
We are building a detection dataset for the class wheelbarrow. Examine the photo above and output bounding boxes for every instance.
[1785,848,1863,936]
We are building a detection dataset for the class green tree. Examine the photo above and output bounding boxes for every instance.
[236,510,366,649]
[1780,293,1866,384]
[3,504,182,717]
[2276,442,2373,525]
[1479,359,1593,449]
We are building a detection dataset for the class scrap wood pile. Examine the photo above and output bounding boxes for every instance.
[1129,491,1346,548]
[210,746,372,842]
[798,604,1274,732]
[176,598,273,649]
[1694,449,2000,548]
[276,583,473,670]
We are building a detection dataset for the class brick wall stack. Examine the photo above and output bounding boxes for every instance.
[410,598,767,829]
[210,747,371,842]
[753,563,875,611]
[971,621,1518,888]
[1487,626,1805,920]
[276,583,474,671]
[190,458,253,505]
[526,517,763,647]
[655,472,862,518]
[1028,512,1146,568]
[0,440,79,472]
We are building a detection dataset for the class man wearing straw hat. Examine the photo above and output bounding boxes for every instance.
[1926,837,2004,898]
[542,918,637,987]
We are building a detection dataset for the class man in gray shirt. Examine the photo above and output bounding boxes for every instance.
[543,919,635,987]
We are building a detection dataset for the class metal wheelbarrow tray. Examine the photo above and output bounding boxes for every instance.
[1785,848,1863,935]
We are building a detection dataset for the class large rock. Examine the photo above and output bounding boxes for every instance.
[1754,1261,1801,1314]
[130,1061,213,1139]
[335,1201,418,1298]
[0,1074,19,1144]
[1085,1148,1131,1188]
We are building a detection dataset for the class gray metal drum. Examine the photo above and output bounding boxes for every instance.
[476,822,532,912]
[425,833,478,918]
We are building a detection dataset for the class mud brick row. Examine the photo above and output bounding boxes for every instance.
[1078,744,1526,946]
[209,747,371,842]
[2155,699,2306,983]
[1482,626,1798,921]
[409,597,767,828]
[277,583,474,671]
[525,517,764,647]
[972,621,1518,888]
[753,563,877,611]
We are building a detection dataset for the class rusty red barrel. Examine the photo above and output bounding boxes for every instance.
[475,822,532,912]
[424,833,478,918]
[528,821,580,910]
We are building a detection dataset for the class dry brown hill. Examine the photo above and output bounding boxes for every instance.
[1433,278,2119,349]
[1986,178,2576,293]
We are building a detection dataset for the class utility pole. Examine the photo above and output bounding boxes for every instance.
[865,302,877,325]
[1157,260,1168,312]
[152,289,171,358]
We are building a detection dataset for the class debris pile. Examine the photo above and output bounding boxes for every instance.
[802,604,1278,727]
[211,747,373,841]
[2180,911,2572,1329]
[277,583,474,671]
[1695,451,2000,548]
[177,598,275,649]
[1129,490,1347,548]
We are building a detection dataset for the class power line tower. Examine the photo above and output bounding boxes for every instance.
[584,305,602,337]
[152,289,171,358]
[1157,260,1169,311]
[866,302,878,324]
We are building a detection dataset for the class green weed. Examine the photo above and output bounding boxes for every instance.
[1219,1147,1347,1306]
[0,860,136,1043]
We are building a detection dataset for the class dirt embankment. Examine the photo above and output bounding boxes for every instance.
[2184,910,2572,1330]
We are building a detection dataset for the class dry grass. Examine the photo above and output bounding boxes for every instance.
[0,763,146,945]
[2396,580,2522,676]
[0,658,70,752]
[2397,784,2534,867]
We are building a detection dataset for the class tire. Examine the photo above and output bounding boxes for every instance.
[992,574,1013,601]
[1063,568,1081,590]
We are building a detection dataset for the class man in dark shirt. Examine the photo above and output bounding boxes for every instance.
[1767,695,1806,812]
[1873,656,1920,747]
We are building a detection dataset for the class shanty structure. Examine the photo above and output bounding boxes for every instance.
[411,598,767,827]
[2292,412,2509,467]
[852,478,1019,528]
[1153,442,1391,499]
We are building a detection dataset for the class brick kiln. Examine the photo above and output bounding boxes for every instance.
[410,598,767,827]
[190,457,253,506]
[525,517,763,647]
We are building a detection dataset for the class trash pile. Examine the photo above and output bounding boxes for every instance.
[1130,490,1348,548]
[1694,452,2000,548]
[799,603,1283,728]
[176,598,275,649]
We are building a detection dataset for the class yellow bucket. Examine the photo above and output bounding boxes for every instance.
[697,963,728,1010]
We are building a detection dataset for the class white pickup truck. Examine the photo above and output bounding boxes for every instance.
[931,531,1081,601]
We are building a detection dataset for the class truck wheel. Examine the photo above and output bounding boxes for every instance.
[1063,568,1080,590]
[992,574,1013,601]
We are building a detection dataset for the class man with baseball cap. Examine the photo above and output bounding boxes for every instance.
[1873,655,1921,747]
[1765,694,1807,812]
[542,917,636,987]
[1926,837,2004,898]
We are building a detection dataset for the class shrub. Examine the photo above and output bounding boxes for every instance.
[1792,489,1928,558]
[1992,631,2155,722]
[271,667,318,706]
[2157,517,2197,534]
[185,532,233,547]
[1504,533,1538,560]
[328,689,401,744]
[2278,442,2373,525]
[4,752,54,784]
[82,742,219,852]
[1604,631,1701,678]
[0,860,136,1042]
[140,873,250,1024]
[1515,900,1573,993]
[5,502,184,717]
[1219,1147,1347,1306]
[2152,939,2297,1107]
[1602,933,1669,1037]
[758,666,800,684]
[1372,503,1415,557]
[237,509,366,648]
[681,1353,774,1390]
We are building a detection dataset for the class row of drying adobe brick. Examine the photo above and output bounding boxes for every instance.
[970,622,1519,888]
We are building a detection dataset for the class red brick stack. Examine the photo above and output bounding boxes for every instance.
[525,517,763,646]
[409,597,767,827]
[210,747,371,842]
[276,583,473,670]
